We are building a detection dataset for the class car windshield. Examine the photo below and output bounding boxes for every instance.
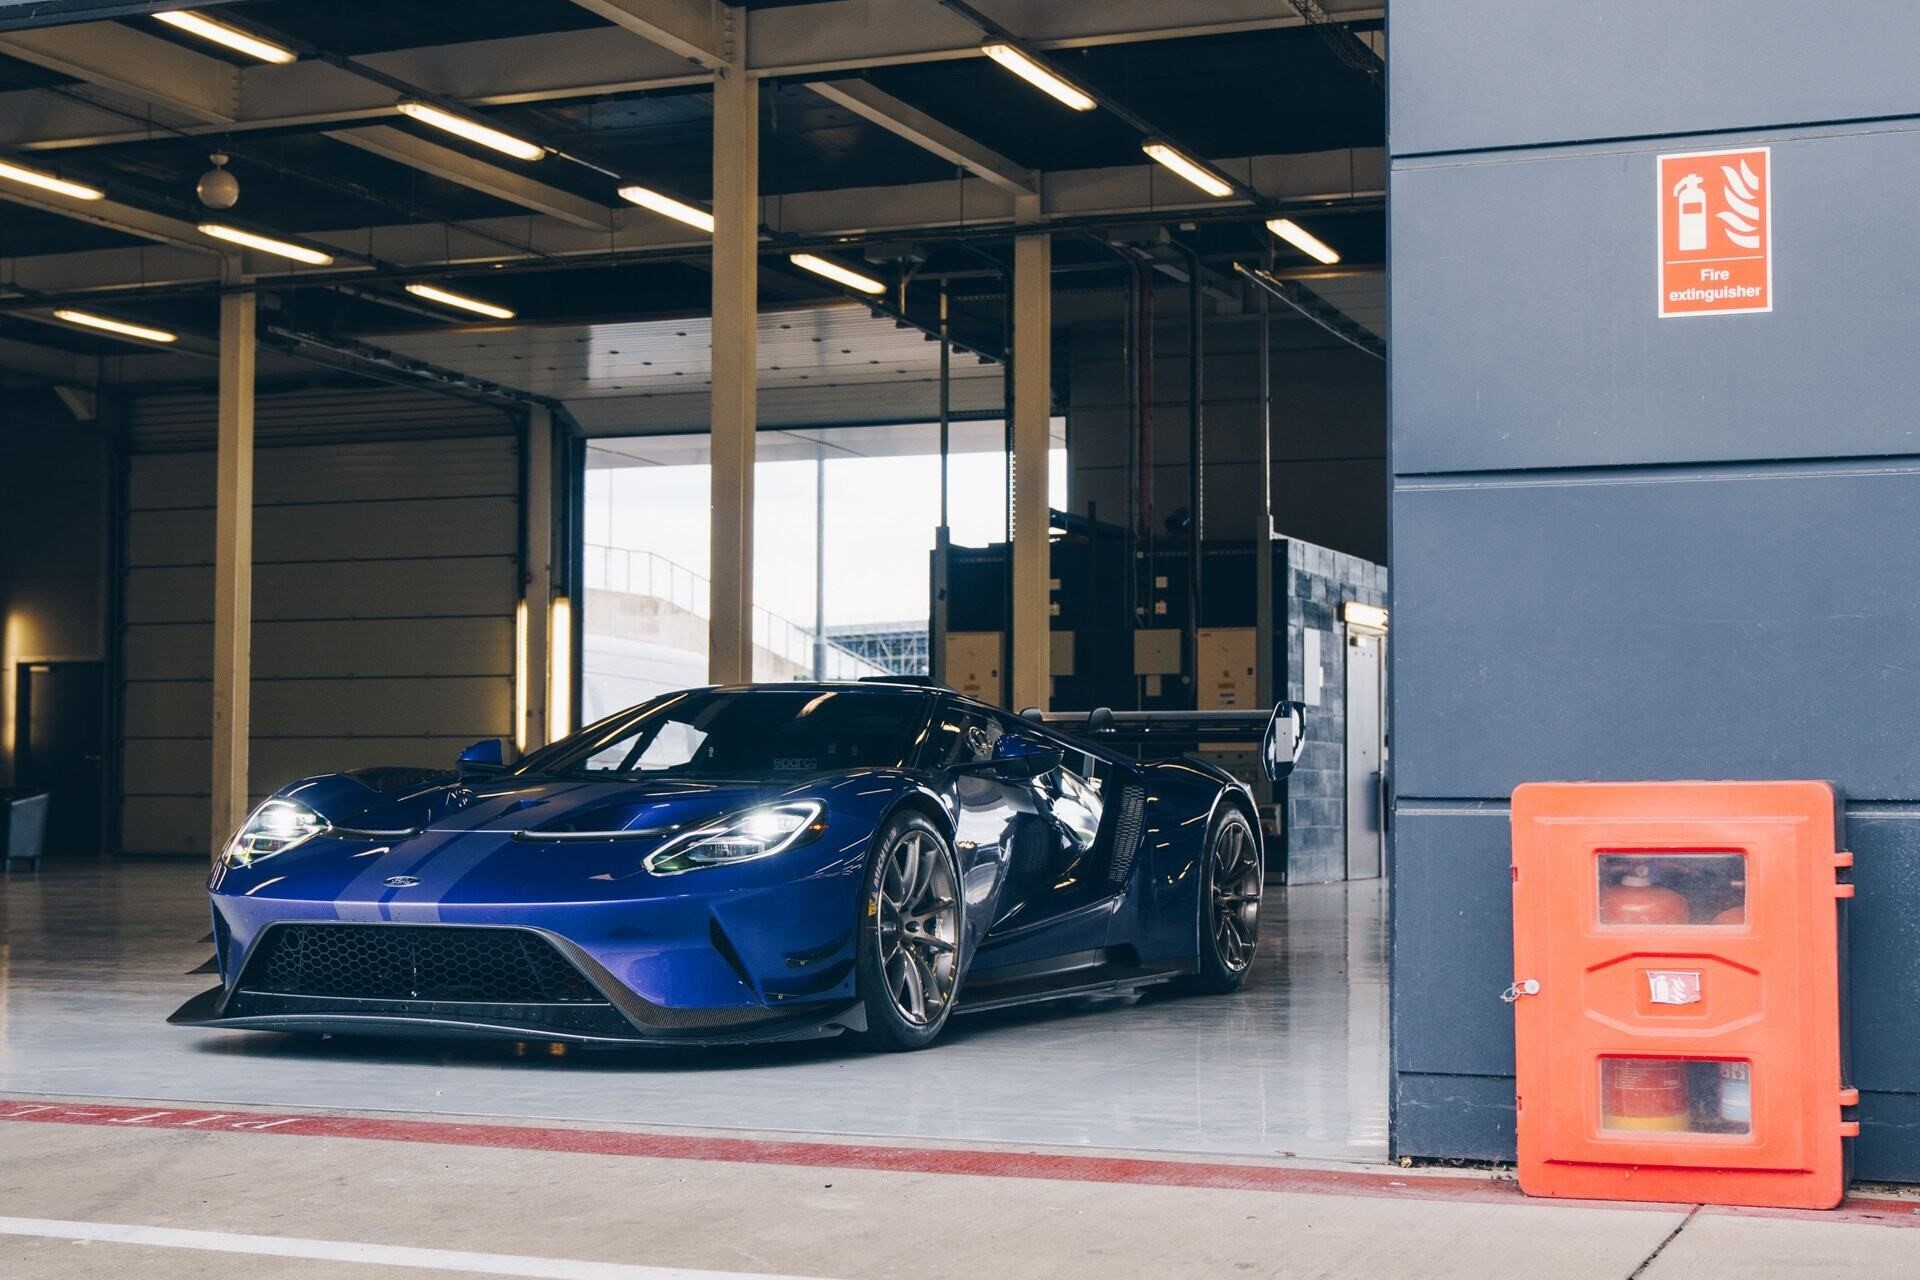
[517,687,930,779]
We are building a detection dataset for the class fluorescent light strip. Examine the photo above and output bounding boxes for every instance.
[52,309,177,344]
[1142,141,1233,199]
[788,253,886,295]
[405,282,515,320]
[198,223,334,265]
[154,10,295,64]
[617,185,715,234]
[0,159,103,201]
[397,101,544,163]
[1266,217,1341,265]
[981,43,1095,112]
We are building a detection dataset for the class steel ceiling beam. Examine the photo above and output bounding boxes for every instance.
[566,0,731,71]
[0,21,238,123]
[323,126,614,231]
[0,184,217,254]
[804,79,1035,196]
[1,146,1382,302]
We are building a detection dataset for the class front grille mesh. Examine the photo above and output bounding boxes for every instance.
[243,925,603,1004]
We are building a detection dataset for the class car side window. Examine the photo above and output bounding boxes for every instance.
[924,704,1004,768]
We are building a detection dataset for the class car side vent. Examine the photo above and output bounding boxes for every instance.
[1108,785,1147,885]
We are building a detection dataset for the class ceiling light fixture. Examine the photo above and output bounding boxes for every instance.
[397,101,544,163]
[617,185,715,234]
[0,158,104,201]
[980,43,1095,112]
[1265,217,1341,265]
[198,223,334,265]
[1142,141,1234,199]
[52,309,177,344]
[153,10,296,64]
[405,282,516,320]
[788,253,886,295]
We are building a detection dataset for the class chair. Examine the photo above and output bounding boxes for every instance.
[5,792,49,872]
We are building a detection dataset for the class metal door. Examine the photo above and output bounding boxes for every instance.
[1344,632,1383,880]
[13,661,106,856]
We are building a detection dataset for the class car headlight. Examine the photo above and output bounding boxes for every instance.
[643,801,827,876]
[222,798,330,867]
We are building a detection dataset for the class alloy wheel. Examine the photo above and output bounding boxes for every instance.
[875,829,960,1025]
[1210,817,1261,973]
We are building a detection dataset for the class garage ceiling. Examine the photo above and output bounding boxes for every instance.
[0,0,1387,417]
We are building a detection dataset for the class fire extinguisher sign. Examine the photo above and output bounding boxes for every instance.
[1658,146,1771,317]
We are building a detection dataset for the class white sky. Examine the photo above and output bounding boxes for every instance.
[586,432,1066,629]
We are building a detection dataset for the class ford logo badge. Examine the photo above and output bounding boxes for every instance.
[383,875,422,888]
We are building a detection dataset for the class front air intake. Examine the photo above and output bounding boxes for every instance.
[240,924,603,1004]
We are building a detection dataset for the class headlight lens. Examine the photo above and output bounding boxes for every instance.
[222,798,329,866]
[643,801,827,876]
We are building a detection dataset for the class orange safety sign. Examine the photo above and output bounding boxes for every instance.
[1510,781,1854,1209]
[1658,146,1771,317]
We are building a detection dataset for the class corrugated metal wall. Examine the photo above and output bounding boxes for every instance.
[120,391,520,855]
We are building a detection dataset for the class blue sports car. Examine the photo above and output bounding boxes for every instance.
[171,681,1304,1051]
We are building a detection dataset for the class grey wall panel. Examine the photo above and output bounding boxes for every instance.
[1845,812,1920,1097]
[252,677,510,739]
[1392,463,1920,802]
[1390,1074,1516,1164]
[252,618,512,679]
[1391,1,1920,157]
[120,797,211,856]
[119,434,519,855]
[1858,1093,1920,1183]
[1389,806,1513,1077]
[1392,124,1920,475]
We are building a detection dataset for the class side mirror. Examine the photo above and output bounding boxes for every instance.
[1261,701,1307,782]
[456,738,506,774]
[959,733,1064,781]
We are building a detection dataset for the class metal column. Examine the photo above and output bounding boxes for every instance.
[707,32,758,686]
[1009,230,1052,711]
[208,289,254,860]
[521,405,553,749]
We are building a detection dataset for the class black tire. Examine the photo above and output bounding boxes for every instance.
[855,811,964,1051]
[1189,803,1263,994]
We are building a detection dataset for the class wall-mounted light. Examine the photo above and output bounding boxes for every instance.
[617,185,714,234]
[547,595,572,744]
[1343,601,1389,633]
[514,599,530,752]
[198,223,334,265]
[397,101,544,163]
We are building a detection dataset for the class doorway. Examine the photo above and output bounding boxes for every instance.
[1345,631,1385,880]
[13,660,105,856]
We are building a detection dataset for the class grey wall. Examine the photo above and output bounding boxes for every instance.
[1389,4,1920,1179]
[1282,539,1387,885]
[0,401,110,786]
[1067,312,1387,564]
[120,394,519,855]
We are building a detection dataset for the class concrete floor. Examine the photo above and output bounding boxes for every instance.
[0,859,1387,1161]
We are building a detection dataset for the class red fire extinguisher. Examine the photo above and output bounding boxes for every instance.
[1599,866,1689,926]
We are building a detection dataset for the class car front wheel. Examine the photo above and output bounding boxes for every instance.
[856,812,962,1050]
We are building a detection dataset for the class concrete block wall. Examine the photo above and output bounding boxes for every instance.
[1389,0,1920,1179]
[1282,538,1387,884]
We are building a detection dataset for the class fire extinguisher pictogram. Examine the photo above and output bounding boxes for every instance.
[1672,174,1707,253]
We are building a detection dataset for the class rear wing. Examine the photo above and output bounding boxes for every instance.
[1023,702,1306,782]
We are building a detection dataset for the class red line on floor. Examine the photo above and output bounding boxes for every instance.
[2,1099,1914,1227]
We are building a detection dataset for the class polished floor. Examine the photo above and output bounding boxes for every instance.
[0,860,1387,1161]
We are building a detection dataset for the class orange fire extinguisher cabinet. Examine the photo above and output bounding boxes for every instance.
[1509,781,1855,1209]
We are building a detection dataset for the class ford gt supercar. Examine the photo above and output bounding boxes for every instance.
[171,682,1304,1051]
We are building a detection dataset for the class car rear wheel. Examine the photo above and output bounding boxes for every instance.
[856,813,962,1051]
[1191,805,1262,994]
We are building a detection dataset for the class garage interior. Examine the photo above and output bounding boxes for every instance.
[3,1,1918,1276]
[0,0,1390,1163]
